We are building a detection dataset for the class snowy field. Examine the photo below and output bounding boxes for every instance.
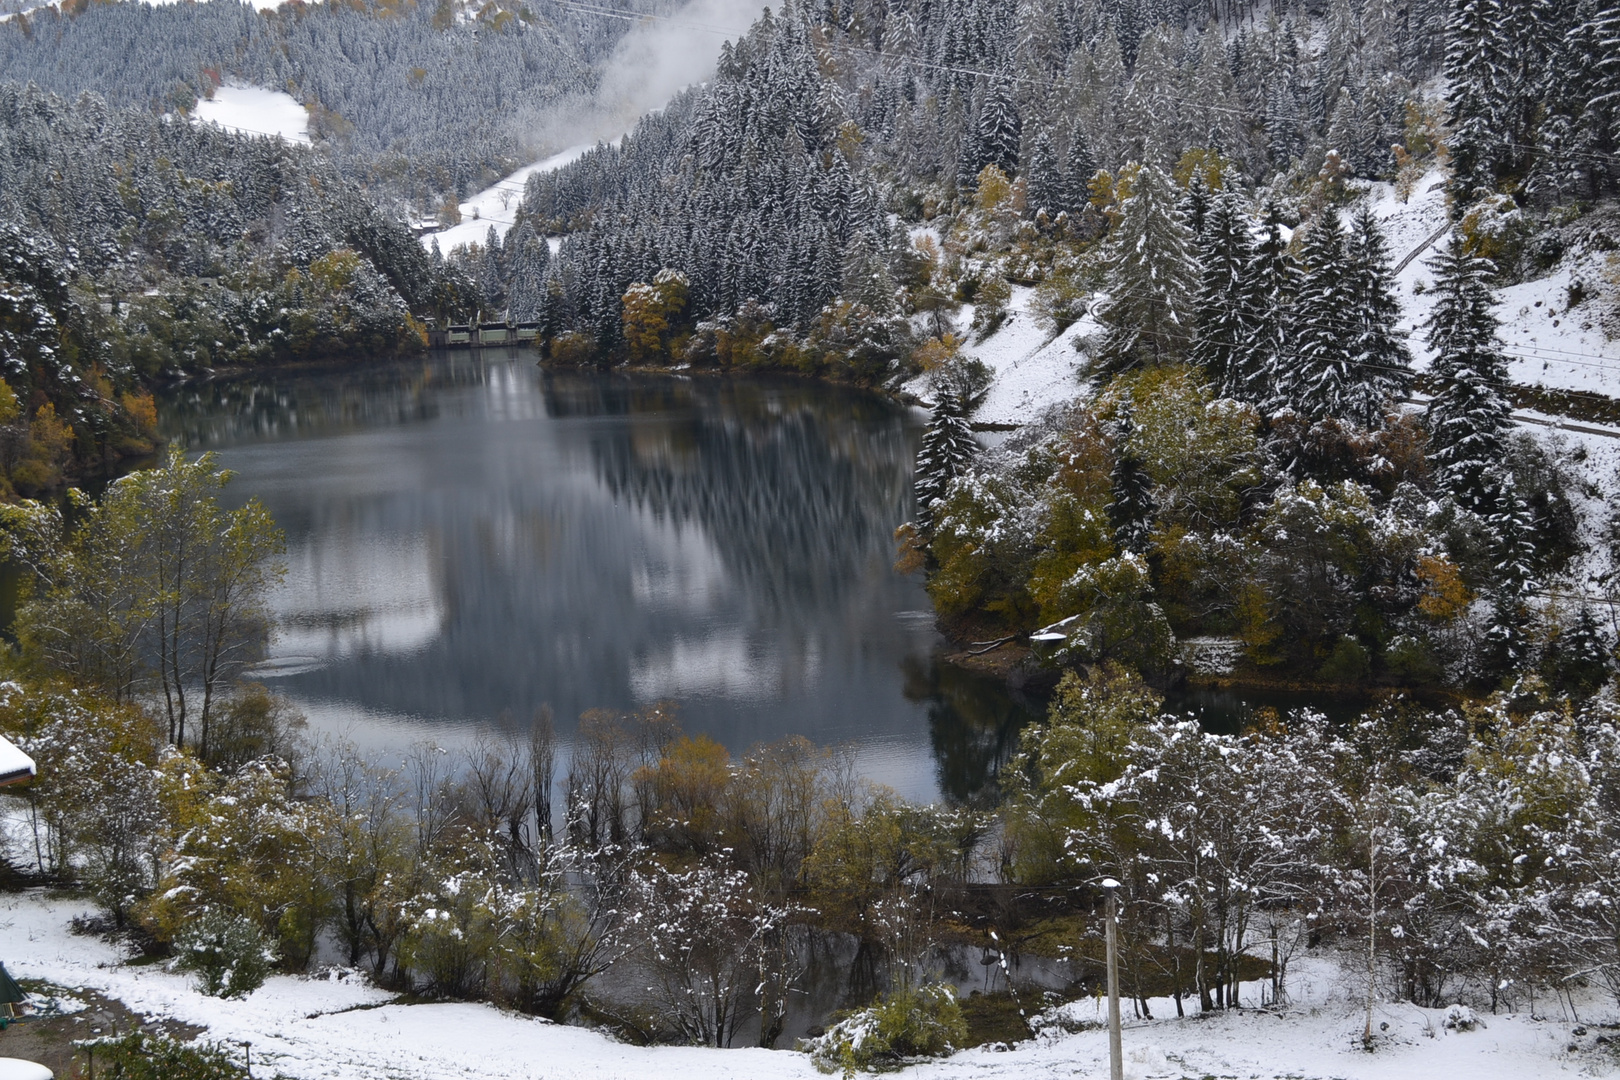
[192,84,310,146]
[425,144,594,254]
[2,888,1612,1080]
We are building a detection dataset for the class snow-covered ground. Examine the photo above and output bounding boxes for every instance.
[1369,170,1620,397]
[424,144,594,254]
[951,288,1091,428]
[956,168,1620,430]
[2,888,1611,1080]
[192,84,310,146]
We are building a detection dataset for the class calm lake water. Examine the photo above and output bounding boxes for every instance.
[158,352,1042,803]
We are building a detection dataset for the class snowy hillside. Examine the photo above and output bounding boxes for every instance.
[1372,171,1620,398]
[426,144,594,254]
[947,171,1620,431]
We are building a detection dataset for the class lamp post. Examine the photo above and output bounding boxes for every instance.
[1102,877,1122,1080]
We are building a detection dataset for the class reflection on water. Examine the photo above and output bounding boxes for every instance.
[159,354,1023,802]
[1162,684,1374,734]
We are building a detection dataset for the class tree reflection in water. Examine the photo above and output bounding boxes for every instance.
[153,355,1045,803]
[901,657,1045,807]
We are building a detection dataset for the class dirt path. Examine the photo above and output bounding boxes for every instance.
[0,985,203,1078]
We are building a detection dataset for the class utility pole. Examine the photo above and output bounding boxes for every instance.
[1103,877,1123,1080]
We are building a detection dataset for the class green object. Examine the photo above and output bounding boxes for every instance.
[0,962,24,1006]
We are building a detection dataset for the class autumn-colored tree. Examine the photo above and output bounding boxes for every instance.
[4,446,286,752]
[620,269,690,363]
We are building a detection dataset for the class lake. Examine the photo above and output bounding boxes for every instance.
[158,352,1043,804]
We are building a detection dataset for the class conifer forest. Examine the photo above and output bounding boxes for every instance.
[5,0,1620,1077]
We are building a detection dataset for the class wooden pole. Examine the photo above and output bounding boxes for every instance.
[1105,880,1123,1080]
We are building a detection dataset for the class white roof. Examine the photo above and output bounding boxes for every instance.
[0,1059,53,1080]
[0,735,35,786]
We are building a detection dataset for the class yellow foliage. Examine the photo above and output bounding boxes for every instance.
[620,270,690,363]
[637,734,732,853]
[911,334,961,372]
[1416,554,1473,620]
[1028,413,1116,620]
[121,389,158,434]
[893,521,926,575]
[1235,580,1281,657]
[0,378,19,426]
[142,753,334,967]
[975,164,1012,211]
[31,403,73,460]
[1173,148,1228,191]
[549,330,597,365]
[309,249,361,295]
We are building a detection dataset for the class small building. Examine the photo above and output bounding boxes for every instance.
[0,736,33,788]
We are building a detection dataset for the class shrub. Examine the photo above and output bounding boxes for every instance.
[1031,272,1087,334]
[173,909,275,999]
[81,1032,249,1079]
[803,984,967,1076]
[969,276,1011,340]
[1385,633,1443,685]
[548,330,596,365]
[1318,635,1371,684]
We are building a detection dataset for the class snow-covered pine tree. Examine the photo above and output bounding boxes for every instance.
[1424,238,1512,513]
[477,225,506,313]
[1109,405,1156,552]
[914,392,979,534]
[1343,206,1413,428]
[1026,129,1062,217]
[1177,170,1212,245]
[1093,162,1198,379]
[1481,464,1539,595]
[1544,603,1614,697]
[1275,207,1358,422]
[971,76,1022,180]
[1446,0,1534,197]
[1238,198,1293,406]
[1530,0,1620,203]
[1062,122,1098,216]
[1191,185,1253,398]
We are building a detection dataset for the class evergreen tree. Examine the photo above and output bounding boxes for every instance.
[1275,207,1358,422]
[1238,199,1293,406]
[1424,239,1512,513]
[1343,206,1414,427]
[1530,0,1620,202]
[914,393,978,534]
[1446,0,1548,198]
[1062,122,1098,216]
[972,77,1022,180]
[1177,170,1213,245]
[1093,162,1198,378]
[1026,129,1062,217]
[1544,604,1614,698]
[1191,186,1253,398]
[1109,406,1156,552]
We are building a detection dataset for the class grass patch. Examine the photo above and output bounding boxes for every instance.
[958,990,1032,1047]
